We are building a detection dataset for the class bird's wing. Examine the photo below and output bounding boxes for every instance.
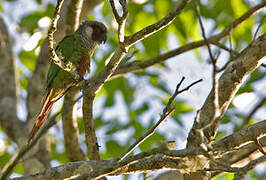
[46,35,75,88]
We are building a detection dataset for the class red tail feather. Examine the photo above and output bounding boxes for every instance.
[28,89,54,143]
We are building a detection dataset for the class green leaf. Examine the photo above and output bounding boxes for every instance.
[103,77,134,107]
[129,103,149,121]
[50,143,68,164]
[174,9,199,44]
[215,131,227,140]
[106,121,129,135]
[36,0,41,4]
[20,4,55,33]
[221,114,231,124]
[154,0,171,19]
[171,101,193,126]
[139,132,164,152]
[149,76,170,94]
[0,151,11,169]
[106,140,124,157]
[18,50,37,72]
[238,69,265,94]
[13,162,24,174]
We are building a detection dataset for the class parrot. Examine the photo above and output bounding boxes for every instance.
[28,20,107,143]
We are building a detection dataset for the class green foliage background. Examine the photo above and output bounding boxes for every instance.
[0,0,265,179]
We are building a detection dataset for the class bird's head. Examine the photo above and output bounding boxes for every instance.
[78,20,107,44]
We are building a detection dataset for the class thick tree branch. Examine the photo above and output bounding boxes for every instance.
[65,0,84,34]
[9,119,266,180]
[213,120,266,152]
[62,0,86,162]
[62,88,86,161]
[0,17,25,144]
[11,147,205,180]
[82,88,101,160]
[187,33,266,147]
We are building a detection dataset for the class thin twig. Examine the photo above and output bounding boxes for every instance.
[109,0,128,43]
[229,29,234,59]
[117,77,203,161]
[193,0,215,63]
[235,97,266,131]
[212,42,239,56]
[193,0,220,133]
[253,15,265,41]
[112,2,266,79]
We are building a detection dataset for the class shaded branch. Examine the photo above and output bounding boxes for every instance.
[212,42,239,56]
[10,119,266,180]
[233,155,266,180]
[82,88,101,160]
[62,0,86,162]
[62,88,86,161]
[13,147,205,180]
[0,17,25,144]
[187,33,266,147]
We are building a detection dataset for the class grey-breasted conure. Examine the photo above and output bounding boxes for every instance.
[28,21,107,142]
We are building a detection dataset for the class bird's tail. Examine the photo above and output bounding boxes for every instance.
[28,89,54,143]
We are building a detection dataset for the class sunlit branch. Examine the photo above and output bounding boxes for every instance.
[111,2,266,78]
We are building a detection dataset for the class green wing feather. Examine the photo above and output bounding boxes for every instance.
[46,35,75,88]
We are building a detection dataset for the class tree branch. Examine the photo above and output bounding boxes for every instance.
[48,0,80,81]
[11,147,205,180]
[187,33,266,147]
[124,0,190,45]
[117,77,202,161]
[82,88,101,160]
[61,0,87,162]
[111,2,266,78]
[235,97,266,131]
[0,17,25,144]
[9,119,266,180]
[62,88,86,161]
[65,0,84,34]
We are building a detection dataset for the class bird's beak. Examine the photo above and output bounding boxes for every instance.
[101,34,107,44]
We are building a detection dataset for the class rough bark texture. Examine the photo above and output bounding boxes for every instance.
[0,17,26,145]
[62,88,86,161]
[185,34,266,180]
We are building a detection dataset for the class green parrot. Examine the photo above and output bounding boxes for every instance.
[28,21,107,142]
